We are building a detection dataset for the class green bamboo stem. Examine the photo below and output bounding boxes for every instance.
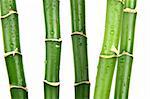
[114,0,137,98]
[70,0,90,99]
[94,0,124,99]
[0,0,28,99]
[43,0,61,99]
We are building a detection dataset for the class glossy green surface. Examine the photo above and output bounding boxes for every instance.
[0,0,28,99]
[43,0,60,39]
[70,0,90,98]
[43,0,61,99]
[94,0,124,99]
[115,0,137,98]
[72,35,89,99]
[70,0,86,34]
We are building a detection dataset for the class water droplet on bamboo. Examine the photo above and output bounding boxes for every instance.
[110,30,114,35]
[50,32,54,35]
[56,44,60,48]
[104,45,107,49]
[120,58,125,63]
[107,66,110,69]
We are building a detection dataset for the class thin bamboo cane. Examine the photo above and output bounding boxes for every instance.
[115,0,137,98]
[0,0,28,99]
[94,0,124,99]
[70,0,90,98]
[43,0,61,99]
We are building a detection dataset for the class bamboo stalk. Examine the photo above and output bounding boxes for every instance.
[94,0,124,99]
[43,0,61,99]
[114,0,137,98]
[70,0,90,98]
[0,0,28,99]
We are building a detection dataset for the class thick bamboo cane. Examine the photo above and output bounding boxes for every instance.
[43,0,61,99]
[0,0,28,99]
[115,0,137,98]
[70,0,90,98]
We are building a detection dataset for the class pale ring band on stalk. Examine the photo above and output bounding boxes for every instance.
[0,10,18,19]
[4,48,22,57]
[123,8,137,13]
[100,45,133,58]
[74,81,90,86]
[44,80,60,87]
[45,38,62,42]
[10,85,28,92]
[118,51,133,57]
[71,32,87,38]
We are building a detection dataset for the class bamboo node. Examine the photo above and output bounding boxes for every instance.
[123,8,137,13]
[100,46,133,58]
[100,54,117,58]
[10,85,28,92]
[71,32,87,38]
[100,46,119,58]
[1,10,18,19]
[45,38,62,42]
[44,80,60,87]
[4,48,22,57]
[75,81,90,86]
[119,51,133,57]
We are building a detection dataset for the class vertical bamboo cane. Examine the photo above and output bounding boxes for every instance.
[94,0,124,99]
[0,0,28,99]
[115,0,137,98]
[43,0,61,99]
[70,0,90,98]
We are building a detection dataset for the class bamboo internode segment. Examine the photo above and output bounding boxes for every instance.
[71,32,87,38]
[45,38,62,42]
[0,10,18,19]
[10,85,28,92]
[44,80,60,87]
[4,48,22,57]
[74,81,90,86]
[123,8,137,13]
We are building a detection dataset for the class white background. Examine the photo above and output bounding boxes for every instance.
[0,0,149,99]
